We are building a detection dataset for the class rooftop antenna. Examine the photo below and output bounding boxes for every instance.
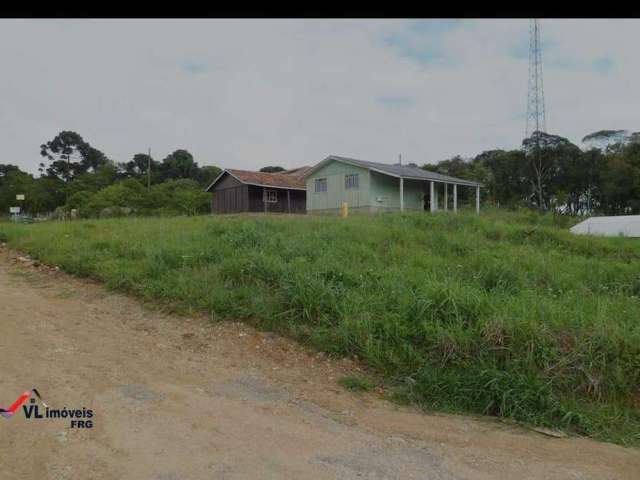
[398,154,402,165]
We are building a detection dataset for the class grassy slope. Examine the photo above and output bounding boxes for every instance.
[1,209,639,445]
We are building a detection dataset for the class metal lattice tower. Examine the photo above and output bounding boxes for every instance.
[526,19,546,138]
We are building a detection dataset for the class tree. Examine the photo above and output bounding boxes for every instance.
[68,163,119,196]
[39,131,109,181]
[423,157,473,203]
[194,165,222,188]
[159,149,198,181]
[422,156,492,205]
[553,148,604,215]
[594,143,640,215]
[81,179,148,217]
[0,165,33,215]
[119,153,160,184]
[470,150,526,206]
[26,177,66,214]
[522,132,581,210]
[424,156,468,178]
[259,166,286,173]
[171,181,211,214]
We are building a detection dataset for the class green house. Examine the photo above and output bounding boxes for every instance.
[304,155,483,214]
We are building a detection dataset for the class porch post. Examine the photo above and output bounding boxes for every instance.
[287,190,291,213]
[434,183,438,211]
[453,184,458,213]
[476,185,480,214]
[400,177,404,212]
[263,187,267,213]
[444,184,448,212]
[430,181,435,213]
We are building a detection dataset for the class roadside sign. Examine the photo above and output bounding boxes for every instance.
[10,206,21,214]
[16,194,25,200]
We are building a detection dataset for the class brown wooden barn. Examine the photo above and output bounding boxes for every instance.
[205,168,308,214]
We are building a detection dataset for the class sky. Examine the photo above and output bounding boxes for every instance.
[1,19,638,174]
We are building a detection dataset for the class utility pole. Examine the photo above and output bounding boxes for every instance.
[147,148,151,188]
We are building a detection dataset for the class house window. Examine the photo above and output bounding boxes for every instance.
[264,189,278,203]
[345,173,359,189]
[315,178,327,193]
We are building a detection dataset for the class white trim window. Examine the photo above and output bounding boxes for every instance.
[315,178,328,193]
[264,189,278,203]
[345,173,359,189]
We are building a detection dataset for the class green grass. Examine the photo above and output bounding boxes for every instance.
[1,209,639,445]
[338,375,375,393]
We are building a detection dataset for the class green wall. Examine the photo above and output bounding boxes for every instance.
[369,172,425,211]
[306,159,428,212]
[306,160,370,211]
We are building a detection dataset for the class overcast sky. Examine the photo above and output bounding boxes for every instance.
[1,19,638,174]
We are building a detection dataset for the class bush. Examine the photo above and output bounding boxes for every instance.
[60,178,210,218]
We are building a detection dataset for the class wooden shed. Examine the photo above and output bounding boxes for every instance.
[205,169,307,214]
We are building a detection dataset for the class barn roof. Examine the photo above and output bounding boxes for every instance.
[205,168,306,192]
[305,155,482,187]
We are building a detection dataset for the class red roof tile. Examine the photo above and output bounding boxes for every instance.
[282,166,312,178]
[226,169,306,189]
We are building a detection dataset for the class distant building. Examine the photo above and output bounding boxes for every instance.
[304,155,482,214]
[205,168,307,214]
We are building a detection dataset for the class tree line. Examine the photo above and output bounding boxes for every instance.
[2,129,639,218]
[1,131,221,218]
[423,131,640,215]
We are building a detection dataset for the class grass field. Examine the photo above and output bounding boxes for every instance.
[1,209,639,445]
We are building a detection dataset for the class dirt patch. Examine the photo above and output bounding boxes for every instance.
[0,247,638,479]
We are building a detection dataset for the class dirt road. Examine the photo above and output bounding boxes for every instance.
[0,249,637,480]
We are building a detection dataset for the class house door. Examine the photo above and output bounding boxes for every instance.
[423,193,431,211]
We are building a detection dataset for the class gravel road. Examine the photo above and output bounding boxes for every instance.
[1,249,637,479]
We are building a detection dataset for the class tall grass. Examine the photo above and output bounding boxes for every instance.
[2,209,639,445]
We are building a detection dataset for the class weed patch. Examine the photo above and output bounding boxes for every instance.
[2,210,639,445]
[338,375,375,393]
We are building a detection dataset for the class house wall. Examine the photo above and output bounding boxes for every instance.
[210,172,307,214]
[369,172,426,211]
[247,185,306,213]
[211,173,249,214]
[305,159,429,213]
[306,160,371,212]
